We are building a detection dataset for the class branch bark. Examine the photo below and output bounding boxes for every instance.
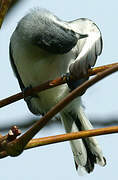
[0,0,14,27]
[0,62,118,108]
[25,126,118,149]
[0,64,118,158]
[1,125,118,158]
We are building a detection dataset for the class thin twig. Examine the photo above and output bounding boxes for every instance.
[25,126,118,149]
[1,125,118,158]
[3,64,118,157]
[0,62,118,108]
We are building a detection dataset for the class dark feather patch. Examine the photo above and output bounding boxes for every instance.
[32,23,78,54]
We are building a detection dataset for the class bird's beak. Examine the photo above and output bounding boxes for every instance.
[79,33,88,39]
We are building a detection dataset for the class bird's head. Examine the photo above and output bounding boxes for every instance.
[15,8,88,54]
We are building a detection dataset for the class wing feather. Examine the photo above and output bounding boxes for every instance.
[69,18,103,78]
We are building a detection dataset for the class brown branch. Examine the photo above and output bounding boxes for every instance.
[0,62,118,108]
[0,0,15,28]
[0,126,21,157]
[1,64,118,158]
[1,125,118,158]
[25,126,118,149]
[88,62,118,75]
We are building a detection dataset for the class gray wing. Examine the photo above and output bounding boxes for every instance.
[68,18,103,78]
[9,43,42,115]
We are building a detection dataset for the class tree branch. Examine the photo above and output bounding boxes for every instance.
[25,126,118,149]
[0,0,16,28]
[0,64,118,158]
[0,62,118,108]
[1,125,118,158]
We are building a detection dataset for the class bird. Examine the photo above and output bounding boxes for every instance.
[9,8,106,173]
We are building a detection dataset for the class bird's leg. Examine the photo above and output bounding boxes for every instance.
[22,85,39,110]
[62,73,88,95]
[23,85,38,101]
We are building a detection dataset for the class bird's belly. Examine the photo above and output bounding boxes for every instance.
[16,53,73,113]
[26,60,69,113]
[36,84,69,113]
